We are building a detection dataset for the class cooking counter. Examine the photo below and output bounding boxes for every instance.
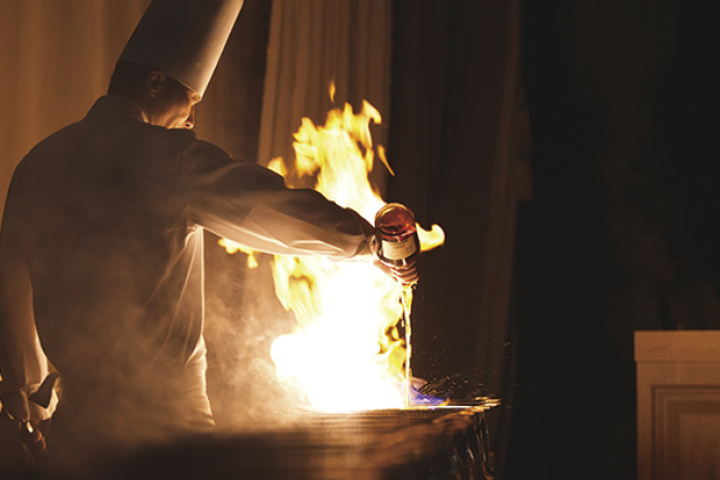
[104,400,500,480]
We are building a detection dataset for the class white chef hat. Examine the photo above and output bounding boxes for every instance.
[118,0,244,97]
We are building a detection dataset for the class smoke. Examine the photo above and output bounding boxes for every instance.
[203,235,307,430]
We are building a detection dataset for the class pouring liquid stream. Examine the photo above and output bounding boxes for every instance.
[401,283,415,408]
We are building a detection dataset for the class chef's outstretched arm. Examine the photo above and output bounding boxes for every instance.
[183,141,376,260]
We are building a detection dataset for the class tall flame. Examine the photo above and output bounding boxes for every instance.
[223,84,444,411]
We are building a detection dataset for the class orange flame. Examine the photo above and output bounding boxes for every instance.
[222,85,444,411]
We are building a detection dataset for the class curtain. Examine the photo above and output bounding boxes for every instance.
[194,0,272,164]
[257,0,392,191]
[0,0,150,219]
[389,1,528,476]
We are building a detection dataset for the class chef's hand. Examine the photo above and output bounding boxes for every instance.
[0,400,52,464]
[369,235,419,285]
[389,259,419,285]
[0,375,58,463]
[20,418,51,462]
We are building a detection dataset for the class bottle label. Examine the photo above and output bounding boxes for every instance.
[381,236,417,261]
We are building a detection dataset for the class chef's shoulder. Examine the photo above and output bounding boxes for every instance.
[178,137,285,191]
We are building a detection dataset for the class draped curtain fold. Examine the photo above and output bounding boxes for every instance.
[257,0,392,193]
[388,1,527,475]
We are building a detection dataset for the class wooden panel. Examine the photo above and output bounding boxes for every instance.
[654,387,720,480]
[678,412,720,479]
[636,331,720,480]
[635,331,720,362]
[636,362,655,480]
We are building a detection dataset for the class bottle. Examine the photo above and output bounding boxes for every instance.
[374,203,419,268]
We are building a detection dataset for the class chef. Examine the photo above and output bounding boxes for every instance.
[0,0,416,466]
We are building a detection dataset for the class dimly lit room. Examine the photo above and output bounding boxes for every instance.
[0,0,718,479]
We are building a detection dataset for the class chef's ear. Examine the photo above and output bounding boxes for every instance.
[146,71,168,98]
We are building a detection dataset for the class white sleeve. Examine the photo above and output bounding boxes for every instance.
[183,141,374,260]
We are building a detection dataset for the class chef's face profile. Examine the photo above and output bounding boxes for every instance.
[145,71,202,130]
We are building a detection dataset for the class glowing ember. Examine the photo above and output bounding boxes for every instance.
[223,85,444,411]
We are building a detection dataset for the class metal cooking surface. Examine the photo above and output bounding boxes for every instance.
[103,401,500,480]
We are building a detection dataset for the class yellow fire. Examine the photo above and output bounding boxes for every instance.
[223,88,444,411]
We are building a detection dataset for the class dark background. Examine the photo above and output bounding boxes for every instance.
[201,0,719,478]
[389,0,718,479]
[511,1,717,479]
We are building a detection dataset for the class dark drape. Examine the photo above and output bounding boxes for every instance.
[389,1,527,476]
[506,0,718,479]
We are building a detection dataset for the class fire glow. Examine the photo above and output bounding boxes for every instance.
[223,88,444,411]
